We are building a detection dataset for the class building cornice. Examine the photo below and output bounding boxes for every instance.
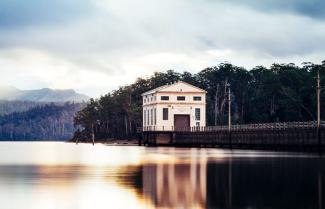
[156,91,206,94]
[143,102,206,106]
[141,81,207,96]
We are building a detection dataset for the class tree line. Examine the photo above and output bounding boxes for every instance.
[0,102,85,141]
[0,100,48,116]
[73,61,325,142]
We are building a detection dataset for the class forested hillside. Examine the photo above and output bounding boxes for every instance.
[73,61,325,142]
[0,103,85,141]
[0,100,48,115]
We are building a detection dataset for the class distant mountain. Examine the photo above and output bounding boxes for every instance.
[0,86,89,102]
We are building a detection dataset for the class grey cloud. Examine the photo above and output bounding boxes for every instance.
[1,0,325,95]
[214,0,325,19]
[1,0,325,58]
[0,0,94,28]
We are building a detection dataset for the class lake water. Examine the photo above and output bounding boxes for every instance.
[0,142,323,209]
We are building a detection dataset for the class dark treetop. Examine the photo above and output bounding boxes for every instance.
[73,61,325,142]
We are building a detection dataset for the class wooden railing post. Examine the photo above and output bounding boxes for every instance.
[318,125,321,152]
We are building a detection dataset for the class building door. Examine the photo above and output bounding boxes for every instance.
[174,115,190,131]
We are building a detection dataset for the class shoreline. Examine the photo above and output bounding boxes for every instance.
[69,139,139,146]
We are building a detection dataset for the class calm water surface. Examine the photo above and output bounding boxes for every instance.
[0,142,323,209]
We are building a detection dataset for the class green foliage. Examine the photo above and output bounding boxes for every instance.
[0,100,47,115]
[73,61,325,142]
[0,102,85,141]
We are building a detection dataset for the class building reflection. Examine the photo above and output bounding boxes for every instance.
[139,151,325,209]
[142,149,208,209]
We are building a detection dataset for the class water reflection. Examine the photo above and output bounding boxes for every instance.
[142,149,207,209]
[0,165,152,209]
[0,142,324,209]
[138,155,325,209]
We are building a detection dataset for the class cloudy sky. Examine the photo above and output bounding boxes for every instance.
[1,0,325,97]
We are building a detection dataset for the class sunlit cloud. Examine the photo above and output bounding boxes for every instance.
[0,0,325,96]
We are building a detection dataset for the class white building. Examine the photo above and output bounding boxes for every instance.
[142,81,206,131]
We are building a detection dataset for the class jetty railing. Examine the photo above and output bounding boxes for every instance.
[139,121,325,150]
[140,121,325,132]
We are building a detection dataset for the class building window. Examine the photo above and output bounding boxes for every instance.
[147,109,150,126]
[151,109,153,125]
[154,108,156,125]
[144,98,146,103]
[195,108,200,120]
[163,108,168,120]
[144,110,146,126]
[196,122,200,127]
[193,96,201,101]
[177,96,185,101]
[161,96,169,101]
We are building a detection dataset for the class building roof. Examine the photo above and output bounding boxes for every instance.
[141,81,207,96]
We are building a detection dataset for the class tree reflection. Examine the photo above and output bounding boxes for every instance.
[134,154,325,209]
